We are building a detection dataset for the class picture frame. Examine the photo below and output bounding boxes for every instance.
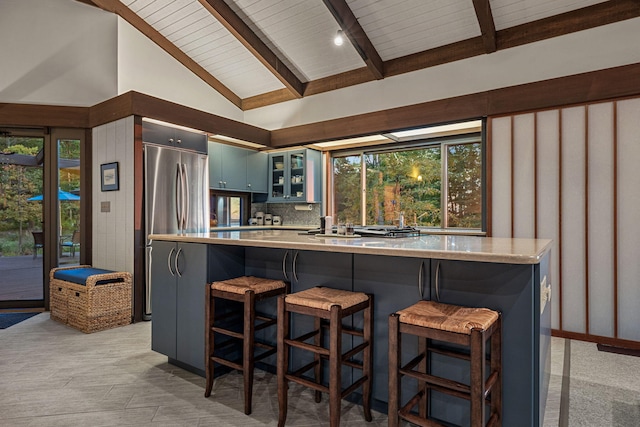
[100,162,119,191]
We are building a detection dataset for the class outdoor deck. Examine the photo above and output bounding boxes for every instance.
[0,254,78,301]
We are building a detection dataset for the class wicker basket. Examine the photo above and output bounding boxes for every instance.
[49,265,132,333]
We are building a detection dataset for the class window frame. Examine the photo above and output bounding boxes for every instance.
[329,130,486,231]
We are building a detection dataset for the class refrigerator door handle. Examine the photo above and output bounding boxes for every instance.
[175,163,182,231]
[182,163,189,232]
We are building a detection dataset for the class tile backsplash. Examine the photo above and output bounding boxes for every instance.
[251,203,321,227]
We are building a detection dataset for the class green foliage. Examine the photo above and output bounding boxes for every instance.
[333,141,482,229]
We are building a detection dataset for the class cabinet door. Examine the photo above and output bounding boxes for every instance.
[268,153,287,201]
[151,241,178,359]
[288,151,305,201]
[247,150,268,193]
[175,128,207,153]
[430,259,538,426]
[221,145,247,191]
[208,142,223,188]
[175,243,208,372]
[353,254,427,404]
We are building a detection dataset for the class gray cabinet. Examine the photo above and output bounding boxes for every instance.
[142,120,207,153]
[208,141,267,193]
[353,254,427,405]
[268,149,321,202]
[151,241,208,373]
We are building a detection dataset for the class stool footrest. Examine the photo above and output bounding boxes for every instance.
[254,347,277,362]
[484,371,499,398]
[286,373,329,394]
[212,356,242,371]
[212,326,243,340]
[285,337,330,356]
[399,391,446,427]
[320,321,364,337]
[402,352,426,374]
[400,368,470,396]
[255,317,277,331]
[291,360,319,378]
[340,375,368,399]
[319,353,362,370]
[341,341,369,363]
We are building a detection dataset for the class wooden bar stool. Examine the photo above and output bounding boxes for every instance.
[388,300,502,427]
[205,276,289,415]
[276,286,373,427]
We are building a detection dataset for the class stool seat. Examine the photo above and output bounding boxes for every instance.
[211,276,286,295]
[285,286,368,311]
[397,300,499,335]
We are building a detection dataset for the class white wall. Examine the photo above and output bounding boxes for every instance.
[92,117,135,274]
[0,0,118,106]
[245,17,640,130]
[490,97,640,341]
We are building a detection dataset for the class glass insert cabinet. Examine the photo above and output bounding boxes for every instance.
[268,149,321,203]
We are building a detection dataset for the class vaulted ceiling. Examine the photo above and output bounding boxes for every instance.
[83,0,640,111]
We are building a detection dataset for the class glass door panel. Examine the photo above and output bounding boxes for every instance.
[57,139,81,265]
[289,152,304,201]
[0,134,44,303]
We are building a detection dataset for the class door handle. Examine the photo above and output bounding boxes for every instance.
[175,247,183,277]
[418,260,424,299]
[292,250,299,283]
[282,251,289,282]
[182,163,189,232]
[168,247,175,276]
[435,261,441,302]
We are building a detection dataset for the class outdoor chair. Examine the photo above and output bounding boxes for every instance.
[32,231,44,259]
[60,230,80,257]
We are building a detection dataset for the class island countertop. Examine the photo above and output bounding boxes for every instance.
[149,230,552,264]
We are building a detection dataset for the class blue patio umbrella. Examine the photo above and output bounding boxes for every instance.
[27,189,80,201]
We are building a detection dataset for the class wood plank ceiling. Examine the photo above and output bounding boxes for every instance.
[85,0,640,111]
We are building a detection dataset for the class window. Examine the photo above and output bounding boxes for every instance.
[331,134,483,230]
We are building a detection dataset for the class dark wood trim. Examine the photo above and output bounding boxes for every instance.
[552,329,640,351]
[613,102,619,338]
[584,106,589,335]
[133,116,144,322]
[597,343,640,358]
[509,116,514,238]
[272,62,640,147]
[533,113,538,239]
[322,0,384,80]
[91,0,242,108]
[0,103,88,128]
[199,0,305,98]
[472,0,497,54]
[81,128,93,267]
[558,109,563,332]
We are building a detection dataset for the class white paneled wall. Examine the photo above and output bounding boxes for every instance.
[491,97,640,341]
[92,117,135,275]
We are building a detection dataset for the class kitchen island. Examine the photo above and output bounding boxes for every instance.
[149,229,552,426]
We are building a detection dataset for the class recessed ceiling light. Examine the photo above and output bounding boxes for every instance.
[334,30,344,46]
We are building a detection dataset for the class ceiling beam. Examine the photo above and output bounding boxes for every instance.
[322,0,384,80]
[472,0,497,53]
[244,0,640,110]
[90,0,242,109]
[198,0,305,98]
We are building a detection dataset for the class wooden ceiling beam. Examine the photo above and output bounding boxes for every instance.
[91,0,242,109]
[472,0,497,53]
[198,0,305,98]
[322,0,384,80]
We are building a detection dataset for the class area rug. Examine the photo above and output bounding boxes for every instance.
[0,312,39,329]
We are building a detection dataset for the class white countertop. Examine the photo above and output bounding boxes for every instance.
[150,230,552,264]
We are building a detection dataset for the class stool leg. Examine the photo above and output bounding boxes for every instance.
[418,335,428,419]
[362,295,373,422]
[388,314,400,427]
[243,290,256,415]
[204,285,214,398]
[277,295,288,427]
[470,329,486,427]
[314,315,323,403]
[329,305,342,427]
[491,316,502,427]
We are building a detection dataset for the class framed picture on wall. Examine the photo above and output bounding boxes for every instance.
[100,162,119,191]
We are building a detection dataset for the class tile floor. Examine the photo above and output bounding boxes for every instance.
[1,313,638,426]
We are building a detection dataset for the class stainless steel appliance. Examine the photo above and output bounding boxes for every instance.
[144,142,209,319]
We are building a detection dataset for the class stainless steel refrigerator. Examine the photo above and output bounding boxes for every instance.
[144,143,209,319]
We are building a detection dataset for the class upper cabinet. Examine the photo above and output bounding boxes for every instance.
[268,149,321,203]
[208,141,267,193]
[142,121,207,153]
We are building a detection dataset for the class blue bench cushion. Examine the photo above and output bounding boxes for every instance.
[53,268,124,286]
